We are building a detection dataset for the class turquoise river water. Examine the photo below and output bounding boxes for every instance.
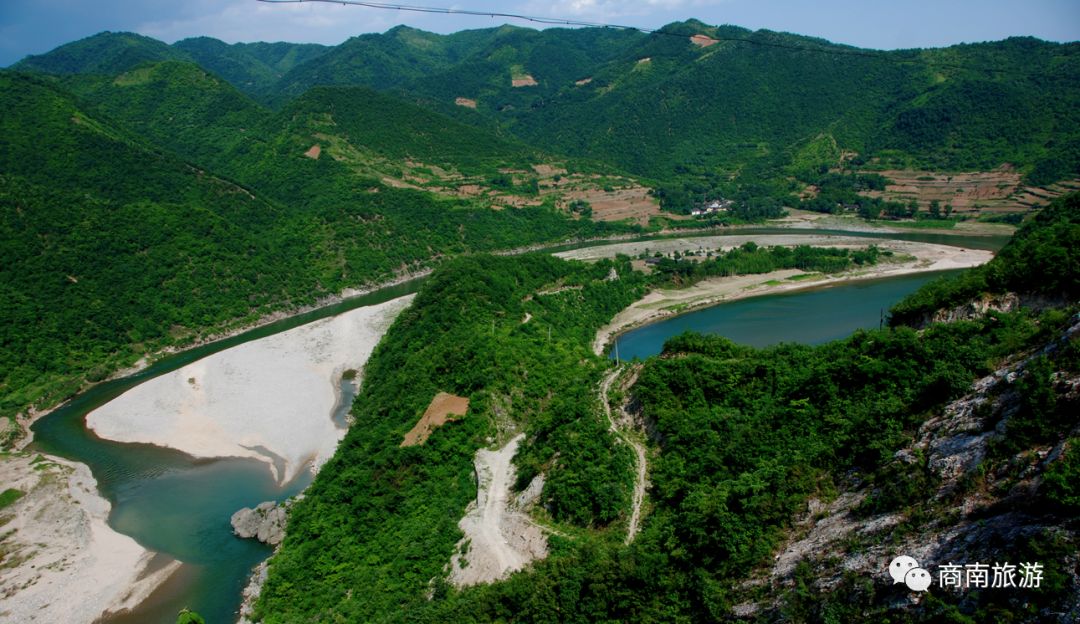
[28,228,1006,623]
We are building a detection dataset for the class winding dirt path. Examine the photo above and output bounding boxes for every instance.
[449,434,548,586]
[599,367,647,545]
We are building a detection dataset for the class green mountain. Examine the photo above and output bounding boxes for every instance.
[0,71,291,415]
[12,31,189,75]
[250,21,1080,207]
[0,70,632,423]
[259,24,640,106]
[59,61,268,169]
[17,25,1079,205]
[264,25,502,103]
[264,84,540,176]
[172,36,329,96]
[11,31,330,101]
[57,60,587,210]
[255,194,1080,623]
[491,23,1080,205]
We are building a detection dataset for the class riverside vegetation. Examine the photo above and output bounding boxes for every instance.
[2,19,1079,624]
[253,195,1077,622]
[0,70,634,428]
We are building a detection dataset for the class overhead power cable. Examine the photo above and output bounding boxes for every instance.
[256,0,1065,74]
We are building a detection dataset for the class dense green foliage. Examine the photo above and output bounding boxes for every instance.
[172,37,330,96]
[175,609,206,624]
[647,241,883,286]
[257,192,1078,623]
[17,24,1080,214]
[275,25,642,109]
[276,85,540,175]
[6,22,1080,623]
[12,31,189,76]
[12,31,328,101]
[1043,438,1080,512]
[0,488,24,510]
[381,309,1067,623]
[59,61,269,169]
[889,193,1080,325]
[56,61,542,191]
[0,71,633,421]
[798,172,912,219]
[255,254,647,622]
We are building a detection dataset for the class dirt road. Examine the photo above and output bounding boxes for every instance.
[449,434,547,586]
[599,367,647,545]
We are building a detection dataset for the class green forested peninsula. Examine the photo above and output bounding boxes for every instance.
[257,195,1078,622]
[890,193,1080,325]
[3,20,1079,623]
[255,254,647,622]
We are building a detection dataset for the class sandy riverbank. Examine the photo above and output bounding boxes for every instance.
[86,295,415,485]
[13,272,431,452]
[767,208,1016,237]
[584,239,993,355]
[0,453,181,624]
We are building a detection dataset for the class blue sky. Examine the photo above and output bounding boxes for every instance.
[2,0,1078,67]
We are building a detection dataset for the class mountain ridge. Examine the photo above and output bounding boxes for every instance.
[16,24,1078,207]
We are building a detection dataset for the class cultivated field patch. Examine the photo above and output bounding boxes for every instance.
[400,392,469,447]
[690,34,719,47]
[857,166,1080,214]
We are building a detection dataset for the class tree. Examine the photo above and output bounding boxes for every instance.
[929,199,942,219]
[177,609,206,624]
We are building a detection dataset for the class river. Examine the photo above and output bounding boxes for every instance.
[609,270,960,360]
[29,280,419,623]
[27,228,1006,623]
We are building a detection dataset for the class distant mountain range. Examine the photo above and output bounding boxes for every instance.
[14,23,1080,197]
[3,21,1079,422]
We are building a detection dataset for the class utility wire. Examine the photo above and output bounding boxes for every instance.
[256,0,1065,74]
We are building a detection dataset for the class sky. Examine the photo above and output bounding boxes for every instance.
[2,0,1079,67]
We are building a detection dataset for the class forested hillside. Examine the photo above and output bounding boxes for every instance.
[255,254,648,622]
[254,195,1078,622]
[4,18,1078,624]
[59,61,544,191]
[266,24,642,107]
[16,23,1079,215]
[0,70,632,426]
[172,36,329,95]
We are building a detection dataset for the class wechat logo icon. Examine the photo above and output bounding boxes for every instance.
[889,555,931,592]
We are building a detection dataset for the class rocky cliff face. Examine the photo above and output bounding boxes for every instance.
[733,313,1080,622]
[914,292,1066,327]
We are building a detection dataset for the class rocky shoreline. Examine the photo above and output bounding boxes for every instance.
[231,499,294,624]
